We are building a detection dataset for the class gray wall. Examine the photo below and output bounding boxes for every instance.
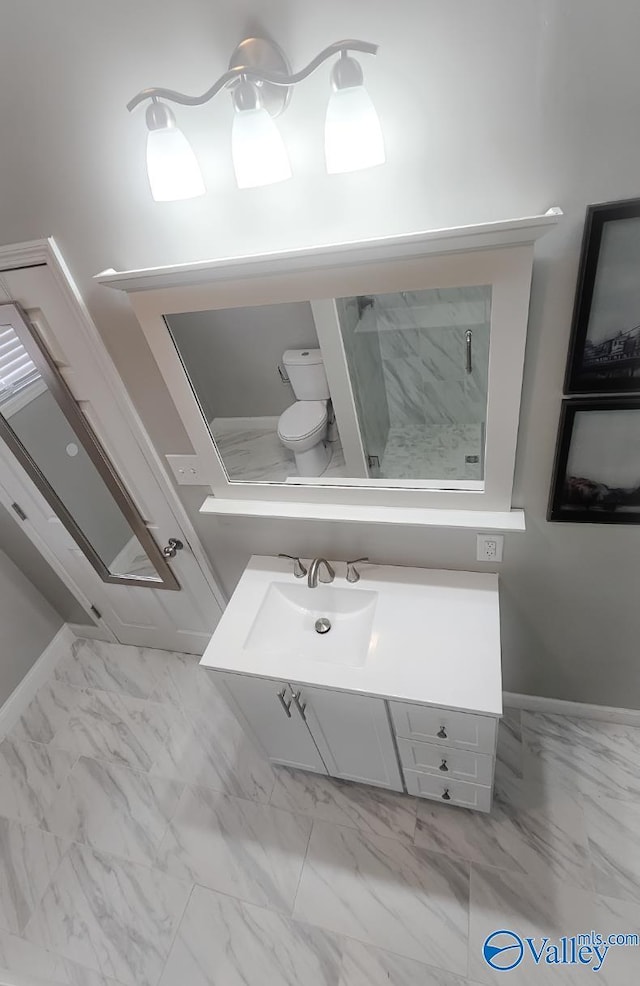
[168,302,320,420]
[0,547,63,707]
[0,502,88,624]
[1,0,640,706]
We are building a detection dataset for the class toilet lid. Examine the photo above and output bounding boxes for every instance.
[278,401,327,441]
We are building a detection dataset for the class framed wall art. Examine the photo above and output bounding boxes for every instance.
[548,398,640,523]
[565,198,640,394]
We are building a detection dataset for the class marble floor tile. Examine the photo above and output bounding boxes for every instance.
[24,843,191,986]
[338,939,477,986]
[493,708,523,797]
[50,687,186,773]
[416,780,592,891]
[468,863,597,985]
[47,757,183,866]
[294,821,469,975]
[55,638,213,712]
[269,767,418,842]
[55,639,161,701]
[592,894,640,986]
[0,738,76,829]
[0,930,69,983]
[211,416,348,484]
[522,712,640,801]
[10,677,80,746]
[157,785,312,913]
[0,817,68,935]
[159,885,342,986]
[584,794,640,903]
[151,701,275,803]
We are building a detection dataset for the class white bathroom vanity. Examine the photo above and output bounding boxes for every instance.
[200,555,502,812]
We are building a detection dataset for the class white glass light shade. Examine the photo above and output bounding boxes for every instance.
[231,107,292,189]
[146,126,205,202]
[324,85,385,174]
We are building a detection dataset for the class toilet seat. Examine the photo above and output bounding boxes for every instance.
[277,400,328,445]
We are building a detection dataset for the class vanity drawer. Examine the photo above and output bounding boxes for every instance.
[389,702,496,754]
[397,738,494,786]
[404,771,492,812]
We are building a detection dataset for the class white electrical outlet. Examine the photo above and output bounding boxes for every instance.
[477,533,504,562]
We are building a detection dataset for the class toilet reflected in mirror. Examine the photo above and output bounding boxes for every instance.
[277,349,332,476]
[165,302,347,482]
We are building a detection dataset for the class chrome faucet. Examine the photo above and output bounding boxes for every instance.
[307,557,335,588]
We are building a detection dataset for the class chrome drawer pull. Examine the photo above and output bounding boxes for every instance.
[277,688,292,718]
[437,726,447,739]
[439,759,448,772]
[441,788,451,801]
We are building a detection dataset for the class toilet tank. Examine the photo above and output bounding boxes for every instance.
[282,349,330,400]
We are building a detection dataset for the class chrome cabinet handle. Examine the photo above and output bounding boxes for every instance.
[292,690,307,721]
[162,538,184,558]
[278,554,307,578]
[439,759,449,772]
[277,688,292,718]
[437,726,447,739]
[441,788,451,801]
[465,330,473,374]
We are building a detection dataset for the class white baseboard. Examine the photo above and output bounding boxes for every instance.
[0,624,74,741]
[503,691,640,726]
[67,622,112,642]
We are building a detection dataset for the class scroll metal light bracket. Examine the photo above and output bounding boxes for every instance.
[126,37,380,117]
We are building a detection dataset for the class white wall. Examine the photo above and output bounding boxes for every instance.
[1,0,640,705]
[0,547,63,707]
[168,302,319,420]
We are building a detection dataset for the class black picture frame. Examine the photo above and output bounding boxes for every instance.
[565,198,640,394]
[548,398,640,523]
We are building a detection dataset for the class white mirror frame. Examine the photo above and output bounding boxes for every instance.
[96,212,561,527]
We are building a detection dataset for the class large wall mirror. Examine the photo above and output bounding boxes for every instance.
[165,285,491,491]
[102,215,561,515]
[0,303,179,588]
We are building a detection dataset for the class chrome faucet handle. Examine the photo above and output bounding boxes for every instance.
[278,554,307,578]
[346,557,368,583]
[318,559,335,583]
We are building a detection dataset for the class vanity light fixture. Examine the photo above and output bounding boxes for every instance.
[127,37,382,200]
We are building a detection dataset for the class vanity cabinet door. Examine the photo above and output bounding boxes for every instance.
[215,673,328,774]
[299,685,403,792]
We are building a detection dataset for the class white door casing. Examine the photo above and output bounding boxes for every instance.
[0,240,225,653]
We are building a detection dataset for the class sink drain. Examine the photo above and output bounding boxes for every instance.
[315,617,331,634]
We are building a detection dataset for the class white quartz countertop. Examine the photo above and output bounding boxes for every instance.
[200,555,502,717]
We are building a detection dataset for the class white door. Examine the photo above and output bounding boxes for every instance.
[0,242,225,654]
[302,685,403,790]
[217,673,328,773]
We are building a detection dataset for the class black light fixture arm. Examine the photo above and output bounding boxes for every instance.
[126,39,379,112]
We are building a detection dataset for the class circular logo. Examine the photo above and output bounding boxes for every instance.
[483,930,525,971]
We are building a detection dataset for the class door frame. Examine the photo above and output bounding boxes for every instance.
[0,238,227,622]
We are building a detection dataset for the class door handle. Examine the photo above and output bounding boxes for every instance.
[162,538,184,558]
[276,688,292,718]
[292,690,307,721]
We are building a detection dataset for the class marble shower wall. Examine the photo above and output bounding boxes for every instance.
[336,297,390,469]
[357,288,491,429]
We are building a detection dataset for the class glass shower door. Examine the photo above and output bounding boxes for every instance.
[335,286,491,484]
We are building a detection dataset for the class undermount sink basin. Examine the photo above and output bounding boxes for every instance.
[244,581,378,667]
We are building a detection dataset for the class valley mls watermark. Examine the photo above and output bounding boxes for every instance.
[483,929,640,973]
